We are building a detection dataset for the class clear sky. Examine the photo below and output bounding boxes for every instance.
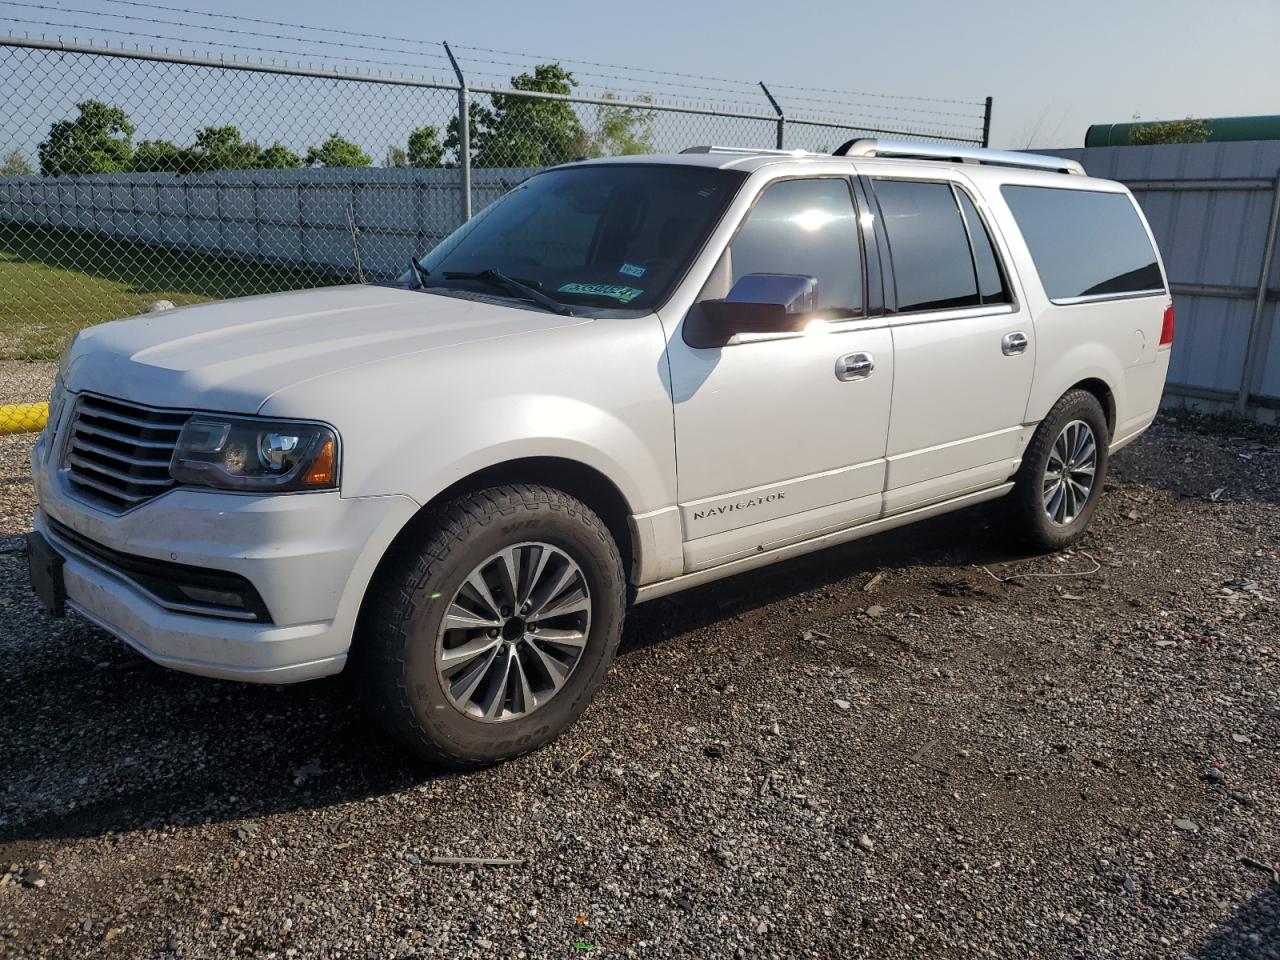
[2,0,1278,149]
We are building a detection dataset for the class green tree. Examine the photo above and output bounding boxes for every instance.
[588,94,656,157]
[131,139,192,173]
[407,125,445,168]
[385,145,408,168]
[188,125,263,170]
[447,64,588,167]
[1,149,34,176]
[256,143,303,169]
[38,101,134,176]
[1129,118,1211,146]
[305,133,371,168]
[131,133,300,173]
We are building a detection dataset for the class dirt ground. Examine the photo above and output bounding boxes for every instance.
[0,413,1276,960]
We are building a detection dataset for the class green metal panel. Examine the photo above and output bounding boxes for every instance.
[1085,115,1280,147]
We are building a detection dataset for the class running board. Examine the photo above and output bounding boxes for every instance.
[633,483,1013,604]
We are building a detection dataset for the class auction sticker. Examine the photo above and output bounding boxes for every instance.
[558,283,643,303]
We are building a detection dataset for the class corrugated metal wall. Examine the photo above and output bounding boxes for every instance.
[1051,142,1280,419]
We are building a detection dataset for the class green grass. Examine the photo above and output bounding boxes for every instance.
[0,224,346,360]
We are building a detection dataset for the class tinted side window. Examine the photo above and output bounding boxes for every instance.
[954,188,1010,304]
[872,179,980,312]
[1001,185,1163,301]
[729,178,863,312]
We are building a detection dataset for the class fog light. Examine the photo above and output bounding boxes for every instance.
[178,585,247,608]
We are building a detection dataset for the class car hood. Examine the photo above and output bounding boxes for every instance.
[62,284,589,413]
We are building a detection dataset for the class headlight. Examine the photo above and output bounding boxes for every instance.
[47,372,66,420]
[170,417,339,492]
[47,335,75,439]
[56,335,76,379]
[42,372,66,451]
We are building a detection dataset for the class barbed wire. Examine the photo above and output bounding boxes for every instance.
[29,0,988,118]
[769,89,987,124]
[0,25,945,134]
[2,1,799,113]
[454,42,987,108]
[0,14,457,76]
[768,79,986,109]
[0,7,985,137]
[0,0,453,62]
[64,0,455,50]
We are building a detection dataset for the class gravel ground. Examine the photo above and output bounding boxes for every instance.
[0,413,1276,960]
[0,362,54,406]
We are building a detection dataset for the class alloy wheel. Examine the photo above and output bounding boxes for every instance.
[1042,419,1097,525]
[435,542,591,722]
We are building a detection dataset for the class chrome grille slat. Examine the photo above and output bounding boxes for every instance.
[67,454,176,486]
[74,422,178,449]
[70,437,172,468]
[76,408,186,432]
[63,394,188,512]
[67,472,151,504]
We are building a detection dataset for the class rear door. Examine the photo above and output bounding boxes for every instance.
[665,175,893,572]
[862,172,1034,513]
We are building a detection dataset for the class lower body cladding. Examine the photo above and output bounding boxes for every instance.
[31,464,419,683]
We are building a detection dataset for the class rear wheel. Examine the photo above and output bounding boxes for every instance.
[352,484,626,768]
[1000,389,1111,551]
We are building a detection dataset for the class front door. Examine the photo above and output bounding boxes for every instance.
[664,176,894,572]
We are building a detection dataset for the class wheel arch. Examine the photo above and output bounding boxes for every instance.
[363,456,639,610]
[1069,376,1116,436]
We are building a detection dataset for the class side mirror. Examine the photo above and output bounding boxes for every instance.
[687,273,819,347]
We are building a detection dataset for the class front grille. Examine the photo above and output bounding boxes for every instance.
[46,517,271,622]
[63,394,189,512]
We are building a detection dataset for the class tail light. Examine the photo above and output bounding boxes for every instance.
[1159,303,1175,346]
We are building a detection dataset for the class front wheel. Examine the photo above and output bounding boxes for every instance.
[1000,389,1111,552]
[352,484,626,769]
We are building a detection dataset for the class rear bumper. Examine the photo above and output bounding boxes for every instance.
[31,433,418,683]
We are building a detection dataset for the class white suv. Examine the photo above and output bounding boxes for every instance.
[28,140,1173,767]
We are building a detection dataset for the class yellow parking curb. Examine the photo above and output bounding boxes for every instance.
[0,402,49,435]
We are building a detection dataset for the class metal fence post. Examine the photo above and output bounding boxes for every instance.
[981,97,993,148]
[1236,169,1280,415]
[759,82,785,149]
[443,42,472,222]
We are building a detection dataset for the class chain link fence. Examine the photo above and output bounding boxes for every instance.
[0,36,989,432]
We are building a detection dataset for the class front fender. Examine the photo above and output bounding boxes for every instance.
[373,393,673,515]
[259,316,677,516]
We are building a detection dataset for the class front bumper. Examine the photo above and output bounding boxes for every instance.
[31,431,418,683]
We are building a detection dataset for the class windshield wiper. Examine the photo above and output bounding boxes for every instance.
[442,269,574,316]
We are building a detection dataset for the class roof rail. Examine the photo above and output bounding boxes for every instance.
[833,138,1085,176]
[680,145,825,158]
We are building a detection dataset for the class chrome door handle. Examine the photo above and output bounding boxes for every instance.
[836,352,875,381]
[1001,331,1029,356]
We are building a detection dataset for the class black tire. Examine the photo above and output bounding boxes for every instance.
[351,484,626,769]
[999,389,1111,552]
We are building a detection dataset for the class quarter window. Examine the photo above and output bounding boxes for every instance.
[727,178,863,313]
[1001,185,1163,302]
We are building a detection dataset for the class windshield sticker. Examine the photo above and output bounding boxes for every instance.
[619,262,646,278]
[558,282,643,303]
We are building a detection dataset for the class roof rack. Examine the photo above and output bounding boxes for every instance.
[680,145,825,158]
[833,138,1085,176]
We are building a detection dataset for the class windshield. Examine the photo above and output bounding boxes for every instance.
[418,164,745,312]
